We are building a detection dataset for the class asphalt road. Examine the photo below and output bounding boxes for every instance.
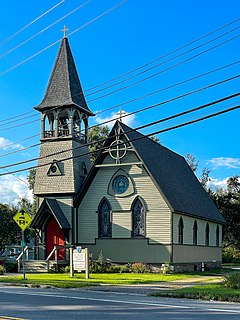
[0,285,240,319]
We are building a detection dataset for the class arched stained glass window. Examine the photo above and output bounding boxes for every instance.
[98,198,111,238]
[193,220,198,245]
[205,223,210,246]
[216,225,220,247]
[132,198,145,237]
[178,217,184,244]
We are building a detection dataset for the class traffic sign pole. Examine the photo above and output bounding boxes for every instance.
[22,230,25,280]
[13,208,32,280]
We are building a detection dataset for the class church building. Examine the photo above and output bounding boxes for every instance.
[31,33,225,271]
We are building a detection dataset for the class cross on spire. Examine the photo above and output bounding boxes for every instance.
[116,109,126,122]
[61,25,68,38]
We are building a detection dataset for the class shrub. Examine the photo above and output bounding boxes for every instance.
[222,245,240,263]
[60,265,70,273]
[224,272,240,289]
[5,261,18,273]
[0,265,5,275]
[131,262,149,273]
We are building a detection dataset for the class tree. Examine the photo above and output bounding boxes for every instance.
[27,169,37,216]
[211,177,240,251]
[88,125,110,163]
[149,135,161,144]
[199,167,211,190]
[185,153,199,172]
[0,204,21,255]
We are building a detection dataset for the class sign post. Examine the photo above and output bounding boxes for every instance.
[13,209,32,280]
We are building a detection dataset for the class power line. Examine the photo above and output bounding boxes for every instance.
[85,17,240,93]
[86,24,240,98]
[88,32,240,103]
[0,0,128,77]
[0,102,239,177]
[1,91,239,170]
[0,0,92,59]
[0,15,239,122]
[0,0,66,47]
[1,70,239,158]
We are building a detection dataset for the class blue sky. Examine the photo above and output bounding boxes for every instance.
[0,0,239,204]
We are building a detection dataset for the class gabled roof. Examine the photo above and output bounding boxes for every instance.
[30,198,71,230]
[35,37,94,116]
[75,121,225,224]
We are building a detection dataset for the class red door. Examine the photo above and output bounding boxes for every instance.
[46,217,65,260]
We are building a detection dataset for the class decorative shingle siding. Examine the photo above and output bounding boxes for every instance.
[34,139,90,195]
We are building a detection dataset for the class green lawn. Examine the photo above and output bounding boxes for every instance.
[0,272,200,288]
[152,284,240,302]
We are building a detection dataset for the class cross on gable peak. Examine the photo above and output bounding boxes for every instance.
[116,109,126,122]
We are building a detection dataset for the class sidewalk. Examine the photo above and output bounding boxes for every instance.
[81,276,223,295]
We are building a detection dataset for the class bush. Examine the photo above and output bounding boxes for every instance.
[222,245,240,263]
[0,265,5,275]
[131,262,149,273]
[5,261,18,273]
[60,265,70,273]
[224,272,240,289]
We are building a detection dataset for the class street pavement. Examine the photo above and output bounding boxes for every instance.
[0,284,240,319]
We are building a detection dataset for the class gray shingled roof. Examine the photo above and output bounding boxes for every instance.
[118,122,225,224]
[30,198,71,230]
[35,37,94,116]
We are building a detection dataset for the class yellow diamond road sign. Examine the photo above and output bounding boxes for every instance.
[13,209,32,231]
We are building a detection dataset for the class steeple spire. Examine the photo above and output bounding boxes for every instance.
[35,36,94,116]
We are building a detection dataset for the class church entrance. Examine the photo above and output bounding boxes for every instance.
[46,217,65,260]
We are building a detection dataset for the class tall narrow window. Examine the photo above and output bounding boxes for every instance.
[193,220,198,245]
[216,225,220,247]
[205,223,210,246]
[132,197,145,237]
[178,217,184,244]
[98,198,111,238]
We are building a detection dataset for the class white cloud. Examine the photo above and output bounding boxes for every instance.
[207,177,229,189]
[94,109,136,128]
[0,174,33,206]
[0,136,22,150]
[208,157,240,169]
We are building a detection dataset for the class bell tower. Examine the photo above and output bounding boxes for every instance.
[34,34,94,200]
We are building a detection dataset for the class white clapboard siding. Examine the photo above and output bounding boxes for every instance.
[173,213,222,246]
[78,150,171,244]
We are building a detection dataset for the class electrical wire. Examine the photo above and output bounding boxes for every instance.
[0,0,92,59]
[88,32,240,103]
[0,0,128,77]
[0,102,239,177]
[86,24,240,97]
[0,15,239,122]
[0,70,239,159]
[1,91,239,170]
[0,0,66,47]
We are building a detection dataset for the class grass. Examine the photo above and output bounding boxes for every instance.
[0,272,201,288]
[152,283,240,302]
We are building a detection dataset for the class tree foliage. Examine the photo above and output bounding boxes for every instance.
[88,125,110,163]
[185,153,199,172]
[0,204,21,255]
[211,176,240,250]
